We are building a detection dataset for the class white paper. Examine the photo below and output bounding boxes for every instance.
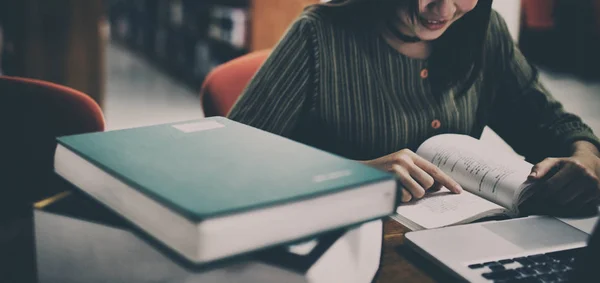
[416,134,533,210]
[394,188,505,230]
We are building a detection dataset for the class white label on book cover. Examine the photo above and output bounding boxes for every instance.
[173,121,225,133]
[313,170,352,183]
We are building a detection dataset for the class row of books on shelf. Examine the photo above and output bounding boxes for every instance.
[107,0,250,89]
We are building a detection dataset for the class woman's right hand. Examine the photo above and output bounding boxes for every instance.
[361,149,463,203]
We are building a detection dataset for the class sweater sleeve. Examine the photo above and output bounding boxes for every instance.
[227,16,317,138]
[485,11,600,163]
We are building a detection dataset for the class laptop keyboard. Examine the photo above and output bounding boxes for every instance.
[467,247,584,283]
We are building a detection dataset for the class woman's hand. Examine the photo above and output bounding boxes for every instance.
[527,142,600,214]
[361,149,462,203]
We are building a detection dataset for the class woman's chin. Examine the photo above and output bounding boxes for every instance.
[415,29,446,41]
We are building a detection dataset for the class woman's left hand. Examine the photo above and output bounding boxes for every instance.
[527,145,600,213]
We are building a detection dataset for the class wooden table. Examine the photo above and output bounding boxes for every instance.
[375,219,459,283]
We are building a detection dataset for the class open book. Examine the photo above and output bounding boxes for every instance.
[391,134,537,231]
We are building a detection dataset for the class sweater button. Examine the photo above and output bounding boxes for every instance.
[420,68,429,79]
[431,119,441,129]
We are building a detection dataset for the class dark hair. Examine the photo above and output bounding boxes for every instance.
[313,0,494,96]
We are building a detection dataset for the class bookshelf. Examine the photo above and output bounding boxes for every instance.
[106,0,318,92]
[0,0,105,107]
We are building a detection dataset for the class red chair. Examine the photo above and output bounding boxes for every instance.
[0,76,105,218]
[200,49,271,117]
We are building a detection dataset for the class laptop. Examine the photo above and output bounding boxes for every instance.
[405,214,599,282]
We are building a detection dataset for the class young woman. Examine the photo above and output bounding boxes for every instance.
[228,0,600,214]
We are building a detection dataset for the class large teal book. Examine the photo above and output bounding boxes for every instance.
[54,117,396,264]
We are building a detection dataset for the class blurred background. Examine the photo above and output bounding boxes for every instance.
[0,0,598,133]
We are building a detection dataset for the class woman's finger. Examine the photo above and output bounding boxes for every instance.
[392,165,426,200]
[412,156,462,193]
[400,187,413,203]
[407,164,435,191]
[544,163,580,196]
[529,158,562,180]
[555,178,587,206]
[429,181,443,192]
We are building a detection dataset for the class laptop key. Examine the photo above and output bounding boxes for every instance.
[527,254,553,264]
[533,264,553,274]
[516,267,537,276]
[514,257,536,266]
[552,257,575,265]
[489,265,506,271]
[548,263,568,272]
[538,273,559,282]
[482,270,520,280]
[499,259,515,264]
[493,279,522,283]
[557,270,574,281]
[468,263,484,269]
[498,276,543,283]
[484,261,502,267]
